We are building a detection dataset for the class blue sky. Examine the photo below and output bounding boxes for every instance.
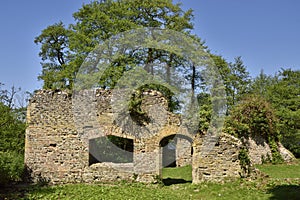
[0,0,299,93]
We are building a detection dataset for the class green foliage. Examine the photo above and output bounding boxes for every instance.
[238,148,251,177]
[34,22,72,89]
[0,103,26,153]
[268,138,284,164]
[35,0,196,90]
[196,55,251,133]
[0,86,26,185]
[283,131,300,158]
[227,56,251,105]
[209,55,251,115]
[225,95,280,141]
[197,93,212,131]
[0,151,24,185]
[225,94,284,162]
[269,69,300,158]
[250,69,275,97]
[250,69,300,157]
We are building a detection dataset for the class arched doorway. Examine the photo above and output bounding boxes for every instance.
[159,134,193,185]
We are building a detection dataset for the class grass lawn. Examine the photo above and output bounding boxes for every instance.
[162,165,192,185]
[256,159,300,179]
[1,161,299,200]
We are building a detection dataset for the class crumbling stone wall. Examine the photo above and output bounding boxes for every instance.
[244,136,295,164]
[25,89,243,184]
[192,133,243,183]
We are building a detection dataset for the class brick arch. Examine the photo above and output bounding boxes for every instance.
[155,125,196,146]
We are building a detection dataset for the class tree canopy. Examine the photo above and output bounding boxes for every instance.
[250,69,300,157]
[35,0,195,90]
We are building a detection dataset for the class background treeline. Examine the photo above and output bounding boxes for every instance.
[0,0,299,185]
[0,85,28,185]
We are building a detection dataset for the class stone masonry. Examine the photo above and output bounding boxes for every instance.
[25,89,246,184]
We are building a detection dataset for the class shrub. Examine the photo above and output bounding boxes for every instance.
[0,151,24,185]
[225,95,280,141]
[225,95,283,163]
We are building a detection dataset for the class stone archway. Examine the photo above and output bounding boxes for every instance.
[152,125,195,178]
[159,134,193,168]
[158,133,193,184]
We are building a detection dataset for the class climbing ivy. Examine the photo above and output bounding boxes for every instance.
[238,148,251,178]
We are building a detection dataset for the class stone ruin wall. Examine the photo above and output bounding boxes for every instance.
[25,89,246,184]
[192,133,242,183]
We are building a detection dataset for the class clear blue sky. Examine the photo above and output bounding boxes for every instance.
[0,0,299,93]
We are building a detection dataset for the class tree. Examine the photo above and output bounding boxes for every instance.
[209,55,230,112]
[0,102,26,153]
[207,55,251,115]
[227,56,251,109]
[0,84,26,185]
[250,69,274,97]
[34,22,71,89]
[35,0,197,90]
[267,69,300,157]
[248,68,300,157]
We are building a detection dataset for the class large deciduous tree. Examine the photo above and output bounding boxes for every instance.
[35,0,197,90]
[34,22,71,89]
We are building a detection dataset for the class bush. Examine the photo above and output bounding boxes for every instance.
[225,95,284,163]
[225,95,280,141]
[0,151,24,185]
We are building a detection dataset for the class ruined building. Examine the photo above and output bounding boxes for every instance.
[25,89,293,184]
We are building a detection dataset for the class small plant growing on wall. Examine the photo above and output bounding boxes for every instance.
[238,148,251,177]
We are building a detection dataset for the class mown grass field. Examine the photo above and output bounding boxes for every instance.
[1,160,299,200]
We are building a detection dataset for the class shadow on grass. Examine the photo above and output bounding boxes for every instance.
[162,178,192,186]
[0,183,55,200]
[268,185,300,200]
[0,183,30,200]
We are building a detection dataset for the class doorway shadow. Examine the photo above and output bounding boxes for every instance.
[162,178,192,186]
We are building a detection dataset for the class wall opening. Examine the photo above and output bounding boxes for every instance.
[160,135,177,167]
[159,134,193,185]
[159,134,193,168]
[89,135,134,166]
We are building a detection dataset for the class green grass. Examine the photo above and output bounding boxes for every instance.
[162,165,192,185]
[1,163,299,200]
[1,181,273,200]
[256,159,300,179]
